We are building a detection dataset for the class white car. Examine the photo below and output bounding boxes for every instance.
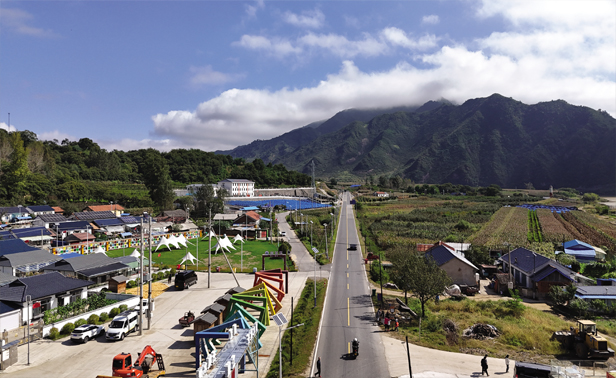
[70,324,105,343]
[280,231,286,237]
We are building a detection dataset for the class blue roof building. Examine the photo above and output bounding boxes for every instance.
[563,239,596,263]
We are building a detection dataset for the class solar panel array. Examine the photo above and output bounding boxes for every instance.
[227,199,331,211]
[93,218,123,227]
[37,213,68,223]
[0,230,16,239]
[517,204,577,213]
[120,216,141,224]
[11,227,52,238]
[73,211,116,220]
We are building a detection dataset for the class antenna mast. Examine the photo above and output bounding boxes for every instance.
[311,159,316,199]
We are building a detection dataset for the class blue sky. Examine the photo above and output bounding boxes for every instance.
[1,0,614,152]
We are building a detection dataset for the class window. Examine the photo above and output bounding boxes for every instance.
[32,297,51,318]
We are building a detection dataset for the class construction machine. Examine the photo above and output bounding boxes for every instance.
[97,345,165,378]
[552,320,615,360]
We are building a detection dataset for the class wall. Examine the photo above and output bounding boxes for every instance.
[0,310,19,333]
[42,294,139,337]
[442,259,477,286]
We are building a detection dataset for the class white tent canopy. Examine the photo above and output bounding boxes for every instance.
[155,236,173,251]
[166,235,181,249]
[177,234,194,247]
[212,234,236,254]
[130,249,141,258]
[233,234,244,244]
[93,245,106,254]
[202,230,217,240]
[179,251,197,265]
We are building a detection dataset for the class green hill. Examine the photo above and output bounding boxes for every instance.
[273,94,616,193]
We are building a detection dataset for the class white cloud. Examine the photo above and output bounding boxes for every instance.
[0,8,59,38]
[380,27,439,50]
[245,0,264,18]
[189,66,245,87]
[235,27,438,59]
[422,15,439,25]
[38,130,76,143]
[0,123,16,133]
[282,8,325,29]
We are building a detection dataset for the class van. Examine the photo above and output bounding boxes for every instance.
[514,361,551,378]
[175,270,198,290]
[106,310,139,341]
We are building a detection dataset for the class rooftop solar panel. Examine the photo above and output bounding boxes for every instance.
[37,213,68,223]
[0,231,16,239]
[120,216,140,224]
[73,211,115,220]
[11,227,52,238]
[93,218,123,227]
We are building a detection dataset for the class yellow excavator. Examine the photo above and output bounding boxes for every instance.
[552,320,615,360]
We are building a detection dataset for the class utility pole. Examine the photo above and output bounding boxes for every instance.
[147,213,152,330]
[208,208,211,288]
[139,217,144,336]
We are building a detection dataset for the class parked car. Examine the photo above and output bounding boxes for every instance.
[348,244,357,250]
[70,324,105,343]
[514,361,551,378]
[280,231,286,237]
[175,270,198,290]
[106,310,139,341]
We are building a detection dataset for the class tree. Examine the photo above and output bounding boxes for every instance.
[1,132,31,202]
[583,193,600,203]
[389,246,416,305]
[484,184,501,197]
[142,149,174,211]
[403,253,452,317]
[330,178,338,187]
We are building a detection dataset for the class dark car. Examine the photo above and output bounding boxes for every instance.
[514,361,551,378]
[175,270,198,290]
[348,244,357,250]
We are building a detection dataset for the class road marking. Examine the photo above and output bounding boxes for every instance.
[347,297,350,326]
[347,263,349,269]
[347,283,349,290]
[347,272,349,278]
[348,342,350,354]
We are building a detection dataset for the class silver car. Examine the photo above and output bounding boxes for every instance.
[70,324,105,343]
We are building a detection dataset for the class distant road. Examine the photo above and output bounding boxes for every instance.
[313,191,390,378]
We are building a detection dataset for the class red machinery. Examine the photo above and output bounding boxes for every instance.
[111,345,165,378]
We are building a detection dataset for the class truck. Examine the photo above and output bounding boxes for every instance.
[552,319,615,359]
[97,345,165,378]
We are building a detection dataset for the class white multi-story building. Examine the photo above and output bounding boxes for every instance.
[217,179,255,197]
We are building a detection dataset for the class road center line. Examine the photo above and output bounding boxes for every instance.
[347,297,350,326]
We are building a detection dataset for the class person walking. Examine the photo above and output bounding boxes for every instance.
[395,318,399,331]
[168,273,172,285]
[481,355,489,376]
[316,356,321,377]
[384,316,389,331]
[505,355,509,373]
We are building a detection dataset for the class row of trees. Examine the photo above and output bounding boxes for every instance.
[0,130,311,210]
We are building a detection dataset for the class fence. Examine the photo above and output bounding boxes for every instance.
[51,230,201,255]
[551,359,609,376]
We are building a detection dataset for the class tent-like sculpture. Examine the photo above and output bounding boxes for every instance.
[212,234,236,254]
[93,245,106,254]
[130,249,141,258]
[233,234,244,244]
[180,251,198,266]
[177,233,194,247]
[166,235,181,249]
[201,230,216,241]
[155,236,172,251]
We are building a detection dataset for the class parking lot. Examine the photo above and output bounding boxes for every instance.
[3,270,311,378]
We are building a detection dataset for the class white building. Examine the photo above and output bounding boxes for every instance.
[186,184,219,196]
[217,179,255,197]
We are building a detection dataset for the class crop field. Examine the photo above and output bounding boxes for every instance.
[572,211,616,240]
[562,212,616,251]
[359,198,499,249]
[469,206,529,248]
[536,209,573,243]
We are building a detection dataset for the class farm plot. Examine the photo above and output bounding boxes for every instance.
[536,209,573,243]
[561,212,616,252]
[470,207,529,248]
[572,211,616,240]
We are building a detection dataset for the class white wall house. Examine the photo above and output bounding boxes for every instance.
[186,184,219,196]
[217,179,255,197]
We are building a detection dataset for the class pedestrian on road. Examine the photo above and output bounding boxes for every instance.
[316,356,321,377]
[505,355,509,373]
[384,316,390,331]
[168,274,172,284]
[481,355,489,376]
[395,318,399,331]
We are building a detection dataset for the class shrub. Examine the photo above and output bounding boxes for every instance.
[119,304,128,312]
[61,322,75,335]
[425,316,443,332]
[157,272,164,280]
[48,327,60,340]
[99,312,109,322]
[109,308,120,318]
[127,280,136,288]
[569,298,589,317]
[170,266,177,277]
[74,319,87,327]
[87,314,100,324]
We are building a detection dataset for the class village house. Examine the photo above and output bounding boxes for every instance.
[425,244,479,287]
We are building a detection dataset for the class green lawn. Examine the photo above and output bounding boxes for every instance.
[106,239,294,272]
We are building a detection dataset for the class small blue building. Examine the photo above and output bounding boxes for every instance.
[563,239,596,263]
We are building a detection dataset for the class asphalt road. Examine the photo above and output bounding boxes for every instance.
[313,192,390,378]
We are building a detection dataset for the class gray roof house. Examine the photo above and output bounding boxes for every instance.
[0,250,62,277]
[575,285,616,307]
[425,245,478,286]
[43,253,129,284]
[0,271,92,323]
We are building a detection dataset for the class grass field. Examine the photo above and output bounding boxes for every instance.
[105,239,293,272]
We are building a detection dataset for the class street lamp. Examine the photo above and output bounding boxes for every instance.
[309,221,313,249]
[312,247,321,307]
[323,223,328,260]
[300,213,304,235]
[273,312,304,378]
[330,212,334,239]
[504,242,512,290]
